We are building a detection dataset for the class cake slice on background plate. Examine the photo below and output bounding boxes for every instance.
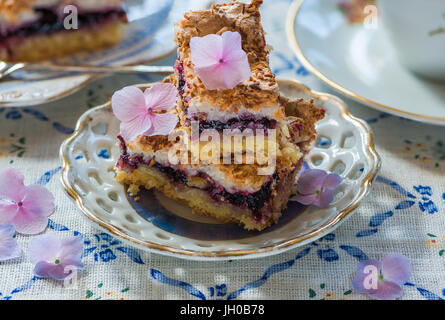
[113,0,324,231]
[0,0,128,61]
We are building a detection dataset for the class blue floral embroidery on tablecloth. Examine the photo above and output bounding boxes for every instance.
[1,108,74,134]
[0,276,42,300]
[150,244,372,300]
[3,164,442,300]
[82,233,144,264]
[414,185,438,214]
[311,234,339,262]
[150,245,441,300]
[272,52,309,77]
[356,177,440,237]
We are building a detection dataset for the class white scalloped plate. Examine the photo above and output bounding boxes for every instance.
[60,79,381,261]
[0,0,211,108]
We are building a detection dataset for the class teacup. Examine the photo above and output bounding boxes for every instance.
[378,0,445,81]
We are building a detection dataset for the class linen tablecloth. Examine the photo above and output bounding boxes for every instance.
[1,0,444,300]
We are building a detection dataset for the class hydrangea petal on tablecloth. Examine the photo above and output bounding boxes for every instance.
[0,168,54,235]
[352,254,412,300]
[0,224,22,262]
[29,234,84,281]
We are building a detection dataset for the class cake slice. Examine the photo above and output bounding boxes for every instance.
[114,82,324,230]
[0,0,128,62]
[174,0,283,134]
[113,0,324,231]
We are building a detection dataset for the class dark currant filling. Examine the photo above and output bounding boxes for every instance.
[1,8,126,45]
[116,135,144,172]
[116,135,275,220]
[195,117,277,134]
[207,179,274,221]
[174,60,186,97]
[152,163,188,184]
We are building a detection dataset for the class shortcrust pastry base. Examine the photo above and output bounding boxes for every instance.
[116,163,300,231]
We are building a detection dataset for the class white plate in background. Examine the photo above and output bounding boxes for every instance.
[287,0,445,126]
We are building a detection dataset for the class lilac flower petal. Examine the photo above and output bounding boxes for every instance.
[12,207,49,235]
[381,253,412,286]
[194,64,227,90]
[190,31,251,90]
[48,264,74,281]
[0,224,22,262]
[368,281,403,300]
[23,184,55,217]
[59,236,84,262]
[8,184,54,235]
[0,168,26,203]
[296,169,327,195]
[221,32,251,88]
[221,31,244,59]
[28,234,61,264]
[0,202,19,224]
[145,113,178,137]
[33,261,55,278]
[289,193,317,205]
[190,34,223,68]
[0,224,15,237]
[352,259,382,294]
[112,86,147,122]
[63,258,85,270]
[30,235,84,281]
[323,173,342,190]
[120,113,152,142]
[314,189,334,208]
[0,238,22,262]
[222,57,251,89]
[34,261,76,280]
[144,83,178,111]
[0,171,54,234]
[49,261,84,280]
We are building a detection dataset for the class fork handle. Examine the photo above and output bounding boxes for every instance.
[25,64,174,74]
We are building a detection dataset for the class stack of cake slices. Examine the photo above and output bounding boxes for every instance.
[0,0,128,61]
[115,0,324,231]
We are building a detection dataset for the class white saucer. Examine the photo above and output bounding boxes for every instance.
[286,0,445,126]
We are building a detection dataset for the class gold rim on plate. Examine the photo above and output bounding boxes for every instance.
[286,0,445,125]
[60,79,381,259]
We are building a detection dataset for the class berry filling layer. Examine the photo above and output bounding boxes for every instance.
[187,115,278,134]
[0,8,126,46]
